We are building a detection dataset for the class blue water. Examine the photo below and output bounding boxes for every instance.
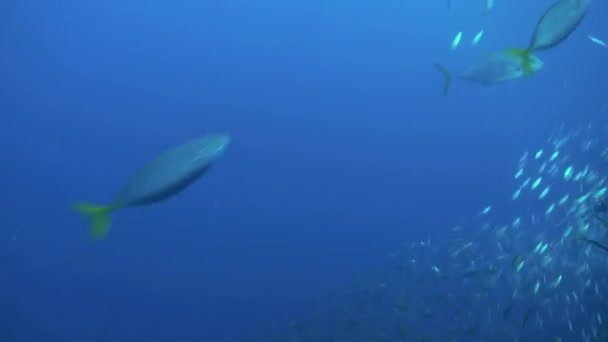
[2,0,607,341]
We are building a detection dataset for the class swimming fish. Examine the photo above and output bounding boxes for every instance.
[588,35,607,47]
[506,0,589,73]
[484,0,495,13]
[472,30,485,45]
[451,31,463,50]
[577,236,608,254]
[435,51,543,95]
[528,0,590,51]
[73,133,230,239]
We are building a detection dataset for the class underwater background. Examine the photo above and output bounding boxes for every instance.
[2,0,608,341]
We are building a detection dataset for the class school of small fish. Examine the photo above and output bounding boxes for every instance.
[258,123,608,341]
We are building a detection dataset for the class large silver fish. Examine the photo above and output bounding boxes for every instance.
[529,0,590,51]
[435,52,543,95]
[505,0,589,75]
[73,133,230,239]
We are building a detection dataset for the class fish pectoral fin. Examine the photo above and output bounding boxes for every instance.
[504,48,535,76]
[72,202,115,240]
[434,63,453,96]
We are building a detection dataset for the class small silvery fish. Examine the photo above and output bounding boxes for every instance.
[73,133,231,239]
[472,30,484,45]
[451,31,463,50]
[577,236,608,254]
[588,35,607,47]
[484,0,494,14]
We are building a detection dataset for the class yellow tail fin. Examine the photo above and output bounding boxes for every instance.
[434,63,452,96]
[72,203,114,240]
[504,48,534,76]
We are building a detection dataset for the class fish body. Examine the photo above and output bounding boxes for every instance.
[564,166,573,180]
[484,0,495,13]
[549,150,559,161]
[551,275,563,288]
[545,203,555,215]
[457,53,542,84]
[512,188,522,200]
[479,205,492,215]
[115,135,229,207]
[577,237,608,253]
[73,133,230,239]
[529,0,590,51]
[472,30,484,45]
[505,0,589,75]
[435,52,543,95]
[539,186,550,199]
[451,31,463,50]
[531,177,542,190]
[588,35,607,47]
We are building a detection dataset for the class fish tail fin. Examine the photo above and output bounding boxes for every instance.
[72,202,114,240]
[504,48,535,76]
[434,63,452,96]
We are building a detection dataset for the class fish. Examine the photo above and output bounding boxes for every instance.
[512,254,525,272]
[549,150,559,161]
[563,166,573,180]
[529,0,590,51]
[506,0,589,72]
[588,35,607,47]
[472,30,485,45]
[514,168,523,179]
[577,236,608,253]
[539,186,550,199]
[451,31,463,50]
[435,51,543,95]
[592,211,608,229]
[531,177,542,190]
[72,133,231,239]
[479,205,492,216]
[550,275,563,288]
[484,0,495,13]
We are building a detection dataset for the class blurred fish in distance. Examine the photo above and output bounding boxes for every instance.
[73,133,231,240]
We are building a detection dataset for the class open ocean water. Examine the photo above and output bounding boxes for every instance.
[2,0,608,341]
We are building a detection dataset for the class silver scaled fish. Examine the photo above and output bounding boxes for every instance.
[73,133,231,239]
[435,51,543,95]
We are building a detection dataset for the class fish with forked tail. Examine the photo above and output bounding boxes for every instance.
[73,133,230,239]
[435,50,543,95]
